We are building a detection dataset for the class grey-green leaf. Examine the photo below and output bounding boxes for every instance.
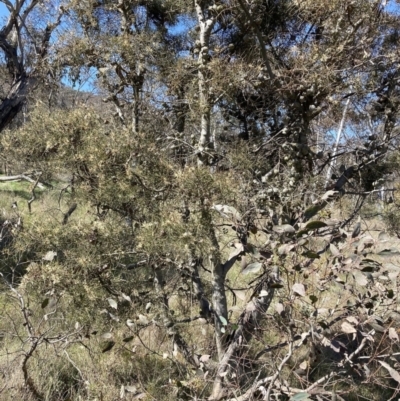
[273,224,295,234]
[290,392,311,401]
[305,221,327,230]
[101,341,115,353]
[107,298,118,310]
[242,262,263,275]
[379,361,400,383]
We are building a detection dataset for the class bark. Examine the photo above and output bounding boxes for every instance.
[0,2,64,133]
[195,1,216,166]
[0,74,30,133]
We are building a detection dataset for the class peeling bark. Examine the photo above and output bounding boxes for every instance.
[195,1,216,166]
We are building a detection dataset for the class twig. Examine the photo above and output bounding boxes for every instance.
[62,203,77,225]
[264,335,294,400]
[64,350,85,382]
[27,173,41,213]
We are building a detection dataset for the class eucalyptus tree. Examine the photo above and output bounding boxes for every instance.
[0,0,66,132]
[3,1,400,401]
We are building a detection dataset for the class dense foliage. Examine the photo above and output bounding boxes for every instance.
[2,1,400,400]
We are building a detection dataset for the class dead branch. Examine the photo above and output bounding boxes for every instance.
[0,174,45,189]
[62,203,77,225]
[27,173,41,213]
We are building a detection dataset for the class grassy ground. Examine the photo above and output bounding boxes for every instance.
[0,184,399,400]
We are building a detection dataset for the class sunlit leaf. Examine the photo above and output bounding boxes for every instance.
[321,190,337,200]
[273,224,295,234]
[211,204,241,221]
[290,392,311,401]
[137,314,149,325]
[229,242,245,259]
[353,271,368,286]
[293,283,306,297]
[242,262,262,275]
[43,251,57,261]
[389,328,399,342]
[219,315,228,326]
[278,243,295,255]
[275,303,284,315]
[121,293,132,303]
[379,361,400,383]
[107,298,118,310]
[200,354,211,362]
[330,243,340,257]
[378,231,390,241]
[341,321,357,334]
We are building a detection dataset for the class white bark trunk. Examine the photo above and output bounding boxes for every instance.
[195,1,216,166]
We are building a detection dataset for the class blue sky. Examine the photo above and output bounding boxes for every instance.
[0,3,7,20]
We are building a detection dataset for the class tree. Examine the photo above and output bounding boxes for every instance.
[0,0,65,132]
[2,0,400,400]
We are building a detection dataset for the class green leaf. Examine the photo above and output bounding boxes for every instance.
[378,249,400,256]
[242,262,263,275]
[123,336,134,343]
[245,243,260,257]
[219,315,228,326]
[297,221,327,237]
[361,266,373,272]
[290,392,311,401]
[302,250,320,259]
[41,298,49,309]
[101,341,115,353]
[269,283,284,288]
[309,295,318,304]
[387,289,394,299]
[305,221,327,230]
[304,205,322,220]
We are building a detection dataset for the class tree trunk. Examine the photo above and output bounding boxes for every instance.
[195,1,216,166]
[0,74,30,133]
